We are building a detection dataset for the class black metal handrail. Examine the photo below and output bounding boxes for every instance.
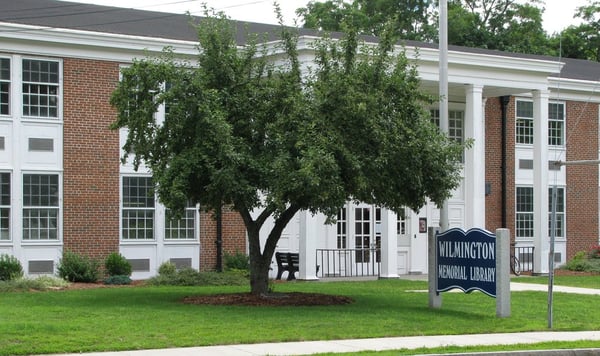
[513,245,534,274]
[316,248,381,278]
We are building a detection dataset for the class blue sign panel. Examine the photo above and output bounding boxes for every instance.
[436,228,496,297]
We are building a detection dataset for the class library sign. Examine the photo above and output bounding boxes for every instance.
[437,228,496,297]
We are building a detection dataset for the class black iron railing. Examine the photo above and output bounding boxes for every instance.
[316,248,381,278]
[513,245,534,274]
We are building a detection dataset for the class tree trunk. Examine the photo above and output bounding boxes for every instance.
[247,228,272,295]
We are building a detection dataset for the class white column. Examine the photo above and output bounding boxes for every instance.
[533,90,549,274]
[380,208,398,278]
[298,210,318,280]
[464,84,485,228]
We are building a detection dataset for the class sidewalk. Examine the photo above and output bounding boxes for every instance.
[53,331,600,356]
[52,281,600,356]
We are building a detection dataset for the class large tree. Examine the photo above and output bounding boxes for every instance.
[110,12,465,295]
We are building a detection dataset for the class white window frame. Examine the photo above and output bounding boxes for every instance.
[516,186,534,239]
[548,102,565,147]
[0,57,9,116]
[548,186,565,239]
[21,58,60,119]
[22,173,60,241]
[337,207,347,249]
[516,99,534,145]
[121,175,155,241]
[0,172,9,241]
[164,202,198,240]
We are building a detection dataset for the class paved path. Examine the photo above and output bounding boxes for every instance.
[51,282,600,356]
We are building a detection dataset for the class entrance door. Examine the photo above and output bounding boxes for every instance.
[353,205,380,275]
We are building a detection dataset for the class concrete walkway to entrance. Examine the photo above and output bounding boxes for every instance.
[50,280,600,356]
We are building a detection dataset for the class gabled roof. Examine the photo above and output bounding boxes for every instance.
[1,0,598,83]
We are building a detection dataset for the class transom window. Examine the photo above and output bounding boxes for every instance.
[0,173,9,240]
[516,186,534,239]
[23,174,59,240]
[22,59,59,118]
[0,58,9,116]
[548,187,565,238]
[122,176,154,240]
[165,201,196,240]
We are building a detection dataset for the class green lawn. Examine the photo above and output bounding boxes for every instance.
[513,274,600,288]
[1,278,599,355]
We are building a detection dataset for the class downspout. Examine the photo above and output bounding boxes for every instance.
[216,205,223,272]
[500,96,510,228]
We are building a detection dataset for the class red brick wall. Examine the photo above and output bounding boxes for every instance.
[565,101,599,257]
[485,96,516,237]
[199,208,247,271]
[62,58,121,260]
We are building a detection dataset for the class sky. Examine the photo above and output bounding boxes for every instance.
[67,0,589,34]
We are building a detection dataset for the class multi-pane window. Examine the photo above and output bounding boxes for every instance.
[336,208,347,249]
[0,173,9,240]
[431,109,464,161]
[548,103,565,146]
[516,100,565,146]
[165,202,196,240]
[516,186,534,238]
[22,59,59,118]
[0,58,9,116]
[122,176,154,240]
[397,208,406,236]
[516,100,534,144]
[430,109,464,142]
[548,187,565,238]
[23,174,59,240]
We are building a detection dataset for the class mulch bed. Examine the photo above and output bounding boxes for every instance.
[182,292,354,306]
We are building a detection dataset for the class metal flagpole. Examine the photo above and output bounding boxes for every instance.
[439,0,449,231]
[548,159,600,328]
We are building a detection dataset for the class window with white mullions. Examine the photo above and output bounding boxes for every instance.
[122,176,154,240]
[0,173,9,240]
[23,174,59,240]
[548,102,565,146]
[337,207,347,249]
[165,201,196,240]
[22,59,59,118]
[431,109,465,161]
[516,186,534,239]
[548,187,565,238]
[516,100,534,144]
[0,58,9,116]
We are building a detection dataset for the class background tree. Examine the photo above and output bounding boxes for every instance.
[298,0,550,55]
[297,0,437,41]
[551,1,600,62]
[110,12,465,296]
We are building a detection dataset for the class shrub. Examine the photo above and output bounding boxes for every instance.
[0,276,68,292]
[104,252,132,277]
[224,251,249,271]
[104,275,132,285]
[146,269,248,286]
[0,254,23,281]
[561,250,600,273]
[57,251,100,283]
[157,261,177,276]
[589,245,600,259]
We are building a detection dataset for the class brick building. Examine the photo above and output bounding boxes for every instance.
[1,0,599,279]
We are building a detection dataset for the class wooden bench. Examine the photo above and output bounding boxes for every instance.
[275,252,299,281]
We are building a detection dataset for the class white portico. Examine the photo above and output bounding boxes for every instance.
[265,42,564,279]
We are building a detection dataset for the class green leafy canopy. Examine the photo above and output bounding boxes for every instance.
[110,9,465,294]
